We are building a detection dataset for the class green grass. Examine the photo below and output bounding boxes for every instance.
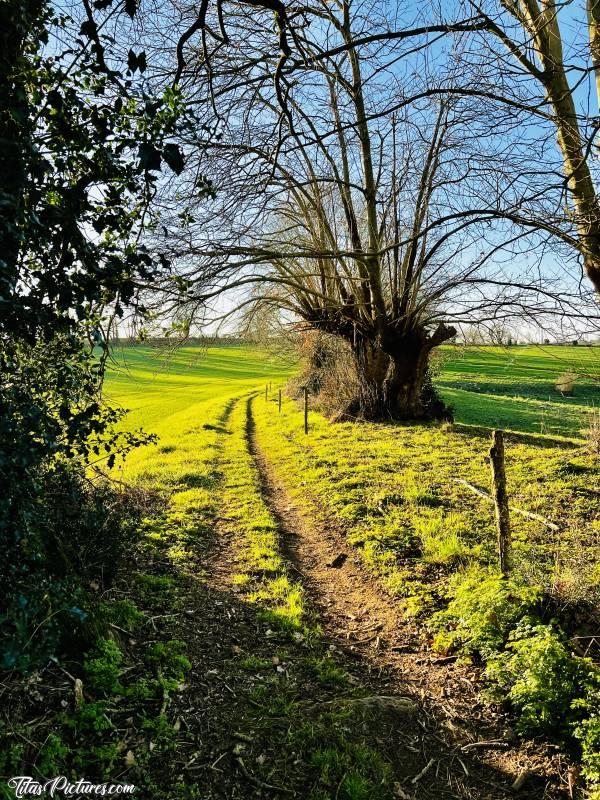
[101,341,600,796]
[103,341,600,611]
[437,344,600,438]
[102,344,405,796]
[104,342,600,441]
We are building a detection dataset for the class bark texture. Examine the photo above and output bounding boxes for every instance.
[349,324,455,421]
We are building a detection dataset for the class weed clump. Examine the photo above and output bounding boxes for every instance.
[430,568,542,658]
[486,623,597,736]
[83,638,124,695]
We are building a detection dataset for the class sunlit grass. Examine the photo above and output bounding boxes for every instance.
[220,396,307,631]
[251,386,600,612]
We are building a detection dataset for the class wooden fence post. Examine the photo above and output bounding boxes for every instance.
[265,384,268,401]
[489,430,511,574]
[278,388,282,413]
[304,387,308,434]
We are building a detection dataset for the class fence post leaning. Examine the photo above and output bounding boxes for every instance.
[304,387,308,434]
[489,429,511,575]
[265,384,268,401]
[278,388,282,413]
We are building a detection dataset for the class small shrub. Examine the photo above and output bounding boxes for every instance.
[98,599,144,631]
[486,623,595,736]
[83,639,123,695]
[145,639,191,684]
[289,332,359,419]
[133,573,176,607]
[555,372,577,396]
[64,700,113,735]
[142,713,178,751]
[430,568,541,658]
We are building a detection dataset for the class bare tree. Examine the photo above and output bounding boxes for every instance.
[133,0,600,418]
[452,0,600,295]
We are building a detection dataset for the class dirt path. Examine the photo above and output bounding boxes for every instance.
[246,398,569,800]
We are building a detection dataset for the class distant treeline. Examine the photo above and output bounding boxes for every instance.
[110,335,600,348]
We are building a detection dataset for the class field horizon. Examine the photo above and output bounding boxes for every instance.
[105,340,600,441]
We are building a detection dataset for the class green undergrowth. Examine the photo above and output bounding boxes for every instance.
[434,567,600,796]
[0,576,198,798]
[252,391,600,796]
[1,395,240,798]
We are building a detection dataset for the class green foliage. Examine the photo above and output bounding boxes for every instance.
[307,655,350,688]
[65,700,114,735]
[83,639,123,695]
[574,686,600,788]
[133,573,178,610]
[141,714,178,751]
[98,599,145,631]
[145,639,191,684]
[486,623,595,735]
[0,0,208,673]
[430,569,541,658]
[37,733,70,776]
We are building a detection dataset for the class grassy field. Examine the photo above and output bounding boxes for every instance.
[105,342,600,443]
[103,343,293,481]
[104,341,600,605]
[98,341,600,797]
[437,344,600,438]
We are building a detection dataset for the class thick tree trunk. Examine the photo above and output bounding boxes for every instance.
[517,3,600,294]
[351,327,453,421]
[353,337,390,419]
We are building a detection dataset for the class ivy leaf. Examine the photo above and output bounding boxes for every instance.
[79,19,96,38]
[138,142,161,172]
[162,143,184,175]
[124,0,138,18]
[127,49,147,74]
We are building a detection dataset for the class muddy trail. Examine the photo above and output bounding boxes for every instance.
[243,397,570,800]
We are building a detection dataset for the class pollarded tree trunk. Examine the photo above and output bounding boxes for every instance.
[384,340,437,420]
[353,337,391,420]
[350,325,455,421]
